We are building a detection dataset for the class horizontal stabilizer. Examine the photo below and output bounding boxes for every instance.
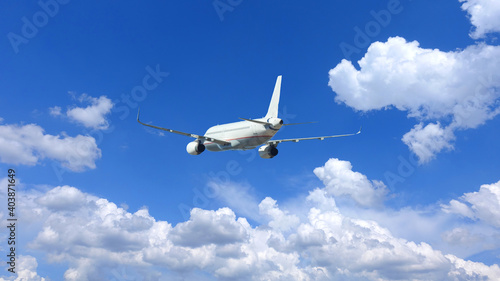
[283,121,318,126]
[239,117,272,126]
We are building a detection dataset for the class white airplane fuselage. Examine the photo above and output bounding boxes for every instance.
[203,118,281,151]
[138,75,360,159]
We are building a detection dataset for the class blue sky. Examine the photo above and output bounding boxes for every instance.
[1,0,500,280]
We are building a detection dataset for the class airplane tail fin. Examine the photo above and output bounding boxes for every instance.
[265,75,282,118]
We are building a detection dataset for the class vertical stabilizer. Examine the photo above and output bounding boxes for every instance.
[265,75,282,118]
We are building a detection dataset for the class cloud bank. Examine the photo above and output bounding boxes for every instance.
[2,160,499,281]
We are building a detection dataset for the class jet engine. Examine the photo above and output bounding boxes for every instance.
[267,117,283,129]
[258,144,278,159]
[186,141,205,155]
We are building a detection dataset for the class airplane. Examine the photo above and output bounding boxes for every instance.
[137,75,361,159]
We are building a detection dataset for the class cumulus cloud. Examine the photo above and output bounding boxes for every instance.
[3,173,500,280]
[0,123,101,171]
[0,255,47,281]
[170,208,249,247]
[66,94,113,130]
[402,122,455,164]
[259,197,300,232]
[329,37,500,121]
[313,158,388,207]
[35,185,89,211]
[447,254,500,280]
[329,37,500,162]
[460,0,500,39]
[442,180,500,228]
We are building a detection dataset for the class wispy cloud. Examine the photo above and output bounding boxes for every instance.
[207,181,262,222]
[48,106,62,117]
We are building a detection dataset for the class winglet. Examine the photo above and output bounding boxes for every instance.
[137,107,141,123]
[357,126,362,134]
[265,75,282,118]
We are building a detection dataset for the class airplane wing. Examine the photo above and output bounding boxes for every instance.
[267,127,361,145]
[137,109,230,145]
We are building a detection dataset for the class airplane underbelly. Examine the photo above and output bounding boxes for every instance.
[246,136,271,147]
[204,126,276,152]
[205,136,270,152]
[205,140,242,152]
[205,143,223,152]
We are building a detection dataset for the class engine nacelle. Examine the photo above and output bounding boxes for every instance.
[258,144,278,159]
[186,141,205,155]
[267,117,283,129]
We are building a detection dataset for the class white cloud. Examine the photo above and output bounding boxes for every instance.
[0,123,101,171]
[447,254,500,280]
[169,207,249,247]
[0,255,47,281]
[259,197,300,232]
[66,94,113,130]
[442,180,500,228]
[460,0,500,39]
[329,37,500,124]
[329,37,500,162]
[442,227,484,246]
[4,174,499,280]
[49,106,62,116]
[35,185,89,211]
[442,199,476,219]
[402,122,455,164]
[313,158,388,207]
[300,190,457,280]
